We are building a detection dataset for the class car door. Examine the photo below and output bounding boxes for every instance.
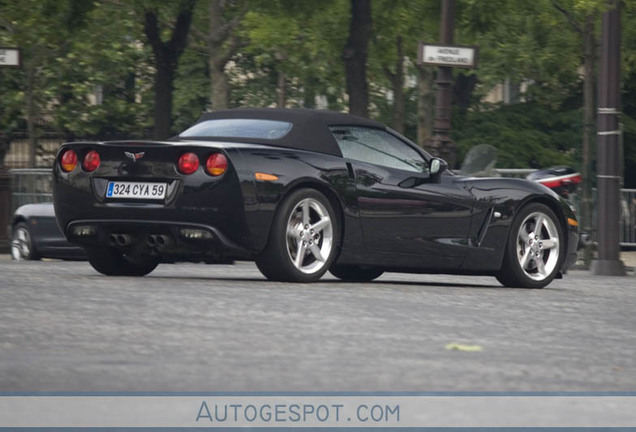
[330,126,474,270]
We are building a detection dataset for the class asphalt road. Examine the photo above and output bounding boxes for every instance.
[0,259,635,392]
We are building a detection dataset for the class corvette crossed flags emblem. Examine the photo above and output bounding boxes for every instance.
[125,151,145,162]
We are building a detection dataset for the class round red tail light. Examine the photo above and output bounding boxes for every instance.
[206,153,228,176]
[178,152,199,175]
[83,150,101,172]
[60,149,78,172]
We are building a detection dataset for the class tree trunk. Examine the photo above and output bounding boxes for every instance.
[277,70,287,108]
[416,64,434,147]
[581,13,596,264]
[392,36,405,134]
[153,58,174,139]
[342,0,372,118]
[208,0,228,110]
[302,76,317,108]
[143,2,195,139]
[202,0,246,111]
[210,57,230,110]
[26,62,37,167]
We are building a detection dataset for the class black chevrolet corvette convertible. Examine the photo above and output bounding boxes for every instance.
[53,108,578,288]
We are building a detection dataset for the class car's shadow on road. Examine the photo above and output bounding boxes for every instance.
[323,279,509,290]
[132,274,514,290]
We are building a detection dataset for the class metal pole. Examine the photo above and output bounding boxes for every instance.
[591,0,625,276]
[428,0,458,166]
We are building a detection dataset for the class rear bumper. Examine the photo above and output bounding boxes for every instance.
[65,219,253,262]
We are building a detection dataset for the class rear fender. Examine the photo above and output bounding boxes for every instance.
[236,147,355,254]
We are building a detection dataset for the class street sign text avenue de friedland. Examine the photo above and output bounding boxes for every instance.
[0,48,20,67]
[419,43,478,69]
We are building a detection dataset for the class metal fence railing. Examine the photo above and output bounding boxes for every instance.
[9,168,53,214]
[620,189,636,247]
[5,138,65,169]
[554,189,635,247]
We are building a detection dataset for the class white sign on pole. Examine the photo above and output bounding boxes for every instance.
[0,48,20,67]
[419,43,477,69]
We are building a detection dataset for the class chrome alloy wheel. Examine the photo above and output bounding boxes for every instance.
[11,226,32,261]
[285,198,334,274]
[516,211,560,281]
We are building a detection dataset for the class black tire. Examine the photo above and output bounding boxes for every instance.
[11,222,40,261]
[86,247,159,276]
[329,264,384,282]
[496,202,565,288]
[256,188,340,282]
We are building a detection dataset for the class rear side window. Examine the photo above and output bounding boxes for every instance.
[180,119,293,140]
[330,126,427,173]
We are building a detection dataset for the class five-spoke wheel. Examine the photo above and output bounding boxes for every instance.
[497,203,564,288]
[256,188,339,282]
[515,211,560,281]
[285,197,334,274]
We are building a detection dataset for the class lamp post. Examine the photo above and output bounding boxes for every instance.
[419,0,477,166]
[428,0,458,167]
[591,0,626,276]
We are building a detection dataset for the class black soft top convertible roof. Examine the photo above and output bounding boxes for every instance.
[188,108,386,156]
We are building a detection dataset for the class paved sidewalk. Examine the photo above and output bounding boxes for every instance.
[1,259,635,392]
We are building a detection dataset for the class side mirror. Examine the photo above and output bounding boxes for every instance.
[398,158,448,188]
[429,157,448,182]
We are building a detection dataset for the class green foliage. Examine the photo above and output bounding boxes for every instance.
[0,0,157,140]
[52,1,155,138]
[173,47,210,131]
[0,0,635,187]
[452,102,580,169]
[461,0,582,105]
[234,0,348,108]
[0,0,91,135]
[370,0,437,67]
[228,53,279,108]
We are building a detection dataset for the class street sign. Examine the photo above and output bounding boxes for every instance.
[419,43,478,69]
[0,48,20,67]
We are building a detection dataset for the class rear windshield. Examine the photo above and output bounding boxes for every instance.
[179,119,293,140]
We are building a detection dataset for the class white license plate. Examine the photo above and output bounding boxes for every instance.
[106,181,167,199]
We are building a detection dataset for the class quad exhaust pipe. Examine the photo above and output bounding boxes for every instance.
[107,233,173,249]
[146,234,173,248]
[108,234,133,247]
